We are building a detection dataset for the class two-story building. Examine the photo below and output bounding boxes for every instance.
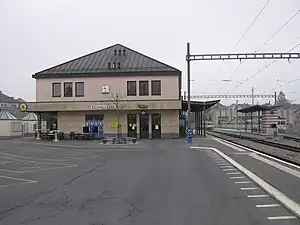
[24,44,182,139]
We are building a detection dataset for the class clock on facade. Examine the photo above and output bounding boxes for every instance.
[101,84,110,94]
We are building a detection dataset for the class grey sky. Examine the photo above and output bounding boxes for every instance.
[1,0,299,104]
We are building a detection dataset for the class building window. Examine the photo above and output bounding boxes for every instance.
[64,82,73,97]
[75,82,84,97]
[52,83,61,97]
[151,80,161,95]
[127,81,136,96]
[139,81,149,96]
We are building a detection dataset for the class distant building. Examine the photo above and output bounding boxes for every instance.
[0,91,27,119]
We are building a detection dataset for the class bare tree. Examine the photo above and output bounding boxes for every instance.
[109,92,126,143]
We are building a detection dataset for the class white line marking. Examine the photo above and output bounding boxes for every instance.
[250,153,300,179]
[212,137,300,170]
[240,187,259,190]
[0,165,77,174]
[0,175,36,182]
[226,172,241,175]
[235,181,252,184]
[217,163,230,166]
[233,152,249,155]
[267,216,297,220]
[256,204,280,208]
[222,168,237,171]
[0,155,72,166]
[247,195,268,198]
[212,138,246,152]
[230,176,246,179]
[219,165,233,168]
[190,146,300,218]
[0,181,38,188]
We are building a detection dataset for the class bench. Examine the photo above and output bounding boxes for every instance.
[121,137,137,144]
[102,137,116,144]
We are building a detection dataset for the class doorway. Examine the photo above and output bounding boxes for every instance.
[127,114,137,138]
[140,113,149,139]
[152,113,161,138]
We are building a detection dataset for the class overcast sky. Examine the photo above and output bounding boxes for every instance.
[1,0,300,104]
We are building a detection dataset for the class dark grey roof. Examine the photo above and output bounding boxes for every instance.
[0,91,23,103]
[33,44,180,78]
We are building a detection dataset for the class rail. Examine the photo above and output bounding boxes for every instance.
[207,130,300,165]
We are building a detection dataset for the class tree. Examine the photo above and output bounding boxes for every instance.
[276,91,290,106]
[109,92,126,143]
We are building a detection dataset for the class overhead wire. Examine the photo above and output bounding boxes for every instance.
[217,0,272,93]
[256,8,300,52]
[243,42,300,93]
[233,8,300,91]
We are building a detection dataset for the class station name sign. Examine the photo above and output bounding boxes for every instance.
[90,104,116,110]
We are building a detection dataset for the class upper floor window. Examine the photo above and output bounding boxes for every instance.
[139,81,149,96]
[127,81,136,96]
[52,83,61,97]
[75,82,84,97]
[64,82,73,97]
[151,80,161,95]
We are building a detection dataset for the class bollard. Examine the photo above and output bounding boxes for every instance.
[53,131,59,142]
[36,129,41,140]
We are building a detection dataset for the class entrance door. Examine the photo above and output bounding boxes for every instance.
[140,113,149,139]
[152,114,161,138]
[127,114,137,138]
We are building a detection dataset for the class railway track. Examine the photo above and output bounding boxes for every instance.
[210,130,300,153]
[207,130,300,166]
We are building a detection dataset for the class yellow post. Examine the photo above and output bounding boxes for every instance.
[53,131,59,142]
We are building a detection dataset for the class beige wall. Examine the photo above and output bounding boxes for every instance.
[57,110,179,138]
[0,120,22,138]
[0,121,11,137]
[36,75,179,102]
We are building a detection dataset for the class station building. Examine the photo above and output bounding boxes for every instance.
[23,44,182,139]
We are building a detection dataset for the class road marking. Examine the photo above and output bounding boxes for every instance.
[0,164,77,174]
[219,165,233,168]
[212,138,246,152]
[226,172,241,175]
[217,163,230,166]
[240,187,259,190]
[190,146,300,218]
[0,155,72,166]
[233,152,249,155]
[247,195,268,198]
[250,153,300,179]
[0,175,36,182]
[222,168,237,171]
[256,204,280,208]
[230,176,246,179]
[0,181,38,188]
[267,216,297,220]
[235,181,251,184]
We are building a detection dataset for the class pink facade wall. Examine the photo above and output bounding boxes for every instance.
[36,75,179,102]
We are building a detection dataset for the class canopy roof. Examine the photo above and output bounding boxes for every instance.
[22,112,38,121]
[182,100,220,112]
[0,111,17,120]
[238,105,280,113]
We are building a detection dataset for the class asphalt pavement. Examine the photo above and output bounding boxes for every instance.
[0,138,299,224]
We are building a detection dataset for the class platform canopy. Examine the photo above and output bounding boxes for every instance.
[238,105,280,113]
[0,111,17,120]
[182,100,220,112]
[22,112,38,121]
